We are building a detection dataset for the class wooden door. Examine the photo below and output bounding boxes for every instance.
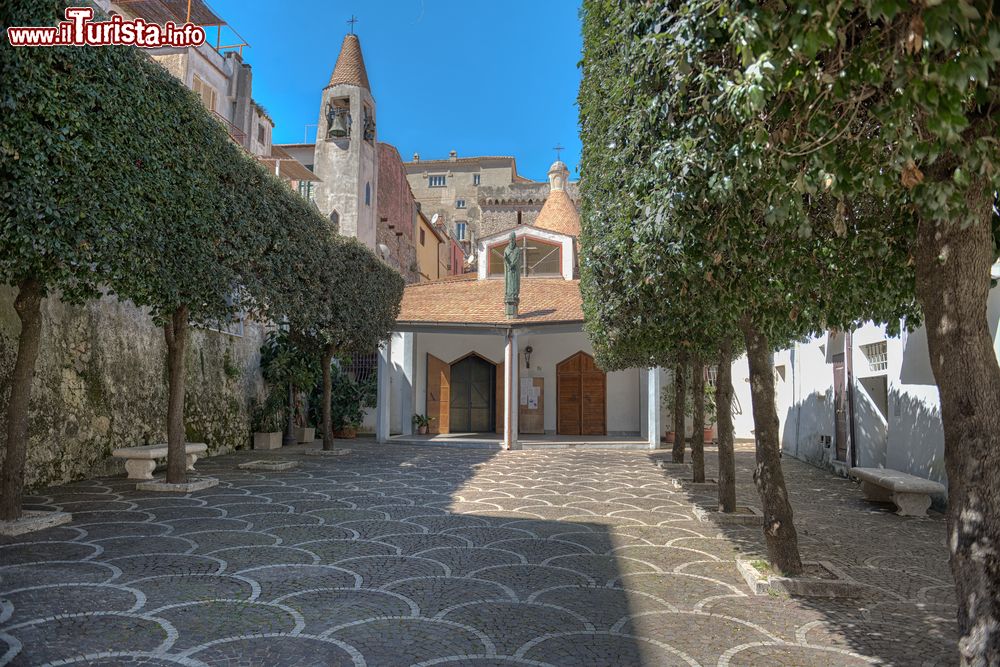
[449,355,495,433]
[833,353,847,461]
[557,352,606,436]
[427,354,450,434]
[495,362,504,434]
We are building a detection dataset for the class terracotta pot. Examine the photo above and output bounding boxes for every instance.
[334,426,357,439]
[663,431,676,444]
[417,425,428,435]
[703,427,714,443]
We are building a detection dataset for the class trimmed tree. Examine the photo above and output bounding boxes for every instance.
[579,0,919,574]
[727,1,1000,657]
[291,238,403,451]
[0,0,161,518]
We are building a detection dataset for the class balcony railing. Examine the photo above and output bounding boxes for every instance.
[212,110,246,145]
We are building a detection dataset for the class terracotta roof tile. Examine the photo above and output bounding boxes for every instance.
[398,277,584,326]
[534,189,581,237]
[328,34,370,91]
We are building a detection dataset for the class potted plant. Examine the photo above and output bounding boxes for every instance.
[412,414,433,435]
[250,391,285,450]
[310,360,375,440]
[260,330,320,446]
[661,370,692,443]
[703,379,717,444]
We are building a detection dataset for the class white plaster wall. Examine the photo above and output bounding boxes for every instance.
[731,354,756,440]
[391,330,642,434]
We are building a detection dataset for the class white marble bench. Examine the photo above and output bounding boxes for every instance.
[112,443,207,480]
[851,467,944,516]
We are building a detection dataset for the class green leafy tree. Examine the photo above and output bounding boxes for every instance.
[579,0,918,575]
[0,0,157,519]
[724,2,1000,657]
[290,238,403,451]
[1,0,342,503]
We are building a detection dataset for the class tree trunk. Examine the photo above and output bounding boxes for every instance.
[321,345,335,451]
[163,306,189,485]
[0,279,44,521]
[672,357,687,463]
[913,181,1000,665]
[742,320,802,575]
[716,339,737,513]
[691,361,705,483]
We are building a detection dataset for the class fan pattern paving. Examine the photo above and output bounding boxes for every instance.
[0,442,956,666]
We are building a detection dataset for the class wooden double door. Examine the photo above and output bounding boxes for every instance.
[427,353,504,434]
[557,352,606,435]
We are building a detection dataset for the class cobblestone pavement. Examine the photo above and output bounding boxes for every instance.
[0,441,956,666]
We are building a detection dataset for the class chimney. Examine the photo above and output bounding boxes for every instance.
[413,152,420,162]
[449,150,458,161]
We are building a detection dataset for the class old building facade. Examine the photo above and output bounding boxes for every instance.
[404,153,580,255]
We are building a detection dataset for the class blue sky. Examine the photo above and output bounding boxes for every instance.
[209,0,584,182]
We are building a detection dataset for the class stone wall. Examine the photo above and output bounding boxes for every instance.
[0,287,264,491]
[377,144,420,283]
[478,182,580,238]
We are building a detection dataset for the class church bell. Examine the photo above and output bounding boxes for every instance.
[328,108,350,138]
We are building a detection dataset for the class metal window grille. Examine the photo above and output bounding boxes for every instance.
[860,341,888,372]
[343,352,378,384]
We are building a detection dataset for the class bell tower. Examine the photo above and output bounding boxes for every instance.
[312,29,377,249]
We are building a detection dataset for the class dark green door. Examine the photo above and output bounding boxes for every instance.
[449,356,495,433]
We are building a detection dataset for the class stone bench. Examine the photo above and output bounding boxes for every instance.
[851,467,944,517]
[112,443,208,480]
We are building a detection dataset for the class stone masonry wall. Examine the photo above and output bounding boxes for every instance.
[377,144,420,283]
[0,287,264,491]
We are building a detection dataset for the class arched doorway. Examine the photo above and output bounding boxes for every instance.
[449,354,496,433]
[557,352,606,435]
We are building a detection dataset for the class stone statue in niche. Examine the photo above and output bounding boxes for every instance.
[504,232,520,318]
[326,102,350,139]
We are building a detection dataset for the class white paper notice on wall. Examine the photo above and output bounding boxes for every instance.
[520,378,532,405]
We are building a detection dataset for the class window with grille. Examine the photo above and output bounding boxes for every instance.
[429,175,446,187]
[860,341,888,372]
[342,352,378,384]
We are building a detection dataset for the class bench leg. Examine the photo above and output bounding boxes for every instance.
[860,481,893,503]
[186,453,199,472]
[892,492,931,517]
[124,459,156,480]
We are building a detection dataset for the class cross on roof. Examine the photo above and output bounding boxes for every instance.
[553,144,565,160]
[347,16,358,34]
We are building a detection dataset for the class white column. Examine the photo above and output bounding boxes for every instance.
[647,367,661,449]
[639,369,649,441]
[399,333,416,436]
[376,338,391,444]
[503,330,519,450]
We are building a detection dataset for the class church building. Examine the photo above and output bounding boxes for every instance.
[374,160,663,449]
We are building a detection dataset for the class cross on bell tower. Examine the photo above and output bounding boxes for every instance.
[553,143,565,161]
[347,16,358,34]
